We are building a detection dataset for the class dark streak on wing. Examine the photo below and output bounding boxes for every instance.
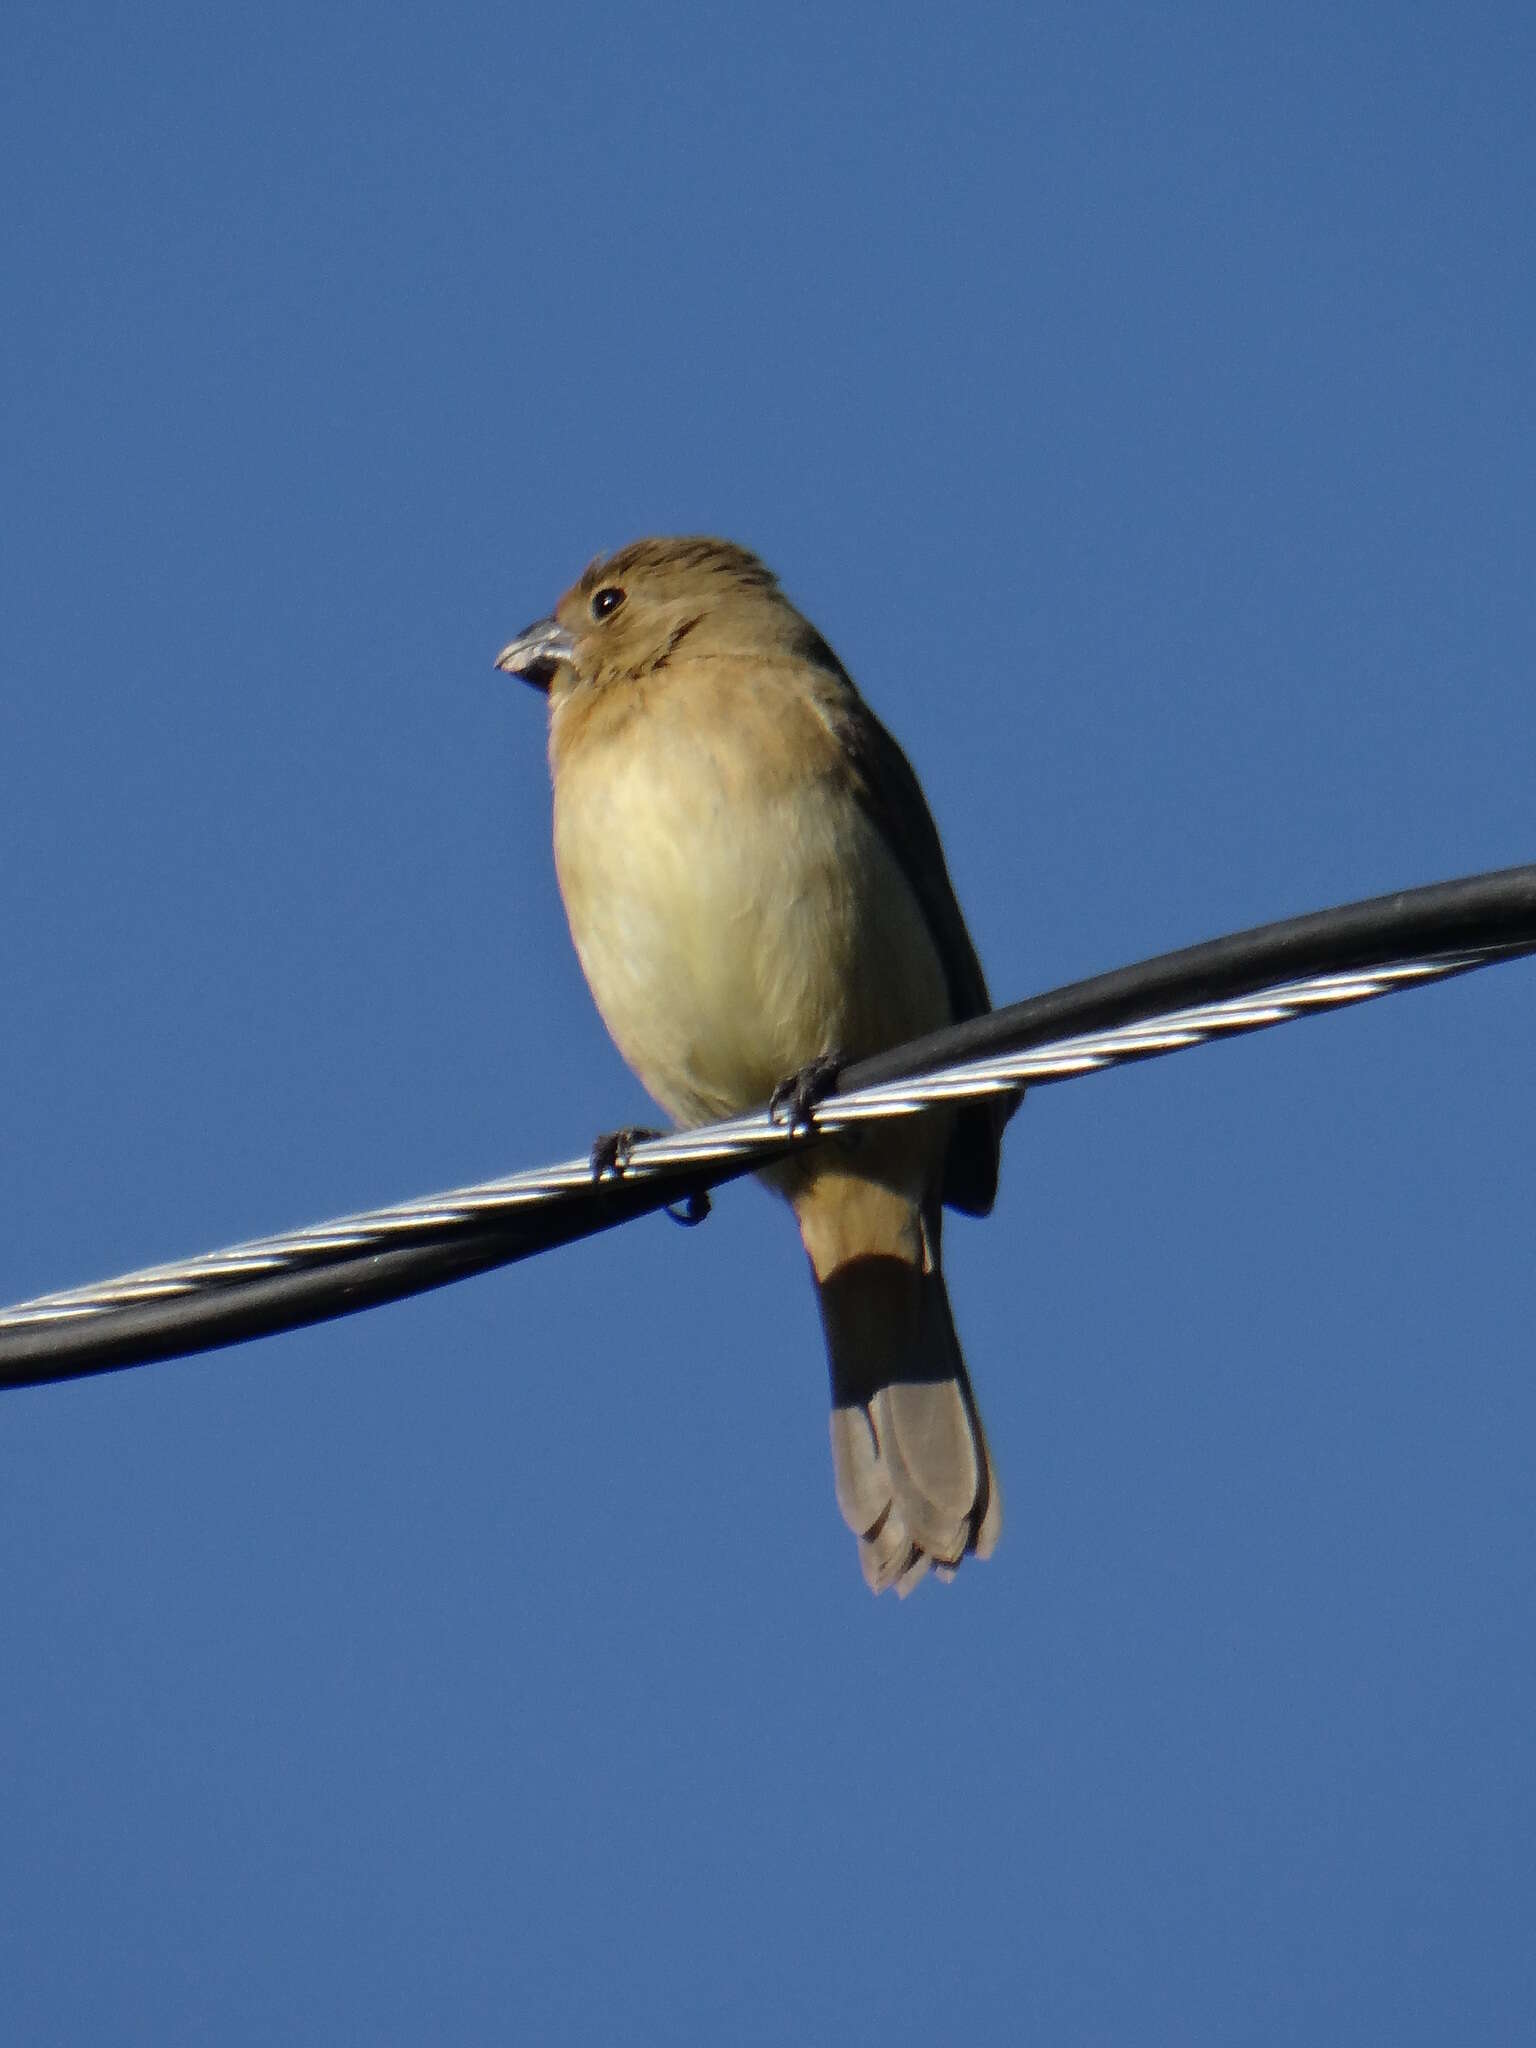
[796,627,1012,1217]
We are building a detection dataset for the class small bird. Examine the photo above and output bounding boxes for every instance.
[497,538,1010,1594]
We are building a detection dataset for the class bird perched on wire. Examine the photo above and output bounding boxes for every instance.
[496,538,1012,1594]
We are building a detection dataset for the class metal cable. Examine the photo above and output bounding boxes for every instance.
[3,864,1533,1390]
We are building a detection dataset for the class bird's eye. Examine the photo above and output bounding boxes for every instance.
[590,585,626,621]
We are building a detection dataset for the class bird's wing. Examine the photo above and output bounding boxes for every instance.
[798,628,1012,1216]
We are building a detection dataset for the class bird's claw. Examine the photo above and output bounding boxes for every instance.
[769,1050,846,1133]
[590,1126,660,1179]
[591,1126,711,1229]
[663,1189,712,1229]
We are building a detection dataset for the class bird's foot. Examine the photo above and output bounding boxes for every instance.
[591,1126,712,1229]
[590,1126,660,1179]
[769,1050,846,1133]
[663,1188,712,1229]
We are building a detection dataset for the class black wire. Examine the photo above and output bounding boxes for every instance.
[4,863,1533,1394]
[0,1158,766,1392]
[839,864,1536,1092]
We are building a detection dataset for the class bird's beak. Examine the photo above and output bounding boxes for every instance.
[493,616,577,692]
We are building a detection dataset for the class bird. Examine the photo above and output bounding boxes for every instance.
[496,537,1012,1594]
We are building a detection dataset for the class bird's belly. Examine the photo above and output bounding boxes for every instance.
[551,731,950,1128]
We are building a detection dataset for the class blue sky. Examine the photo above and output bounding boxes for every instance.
[4,3,1534,2040]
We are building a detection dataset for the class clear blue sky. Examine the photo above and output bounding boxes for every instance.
[4,3,1534,2040]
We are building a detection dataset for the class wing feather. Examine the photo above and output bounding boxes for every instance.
[797,627,1014,1215]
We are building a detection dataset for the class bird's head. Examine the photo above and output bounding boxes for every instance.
[495,536,796,703]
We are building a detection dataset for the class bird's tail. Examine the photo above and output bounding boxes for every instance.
[810,1209,1001,1596]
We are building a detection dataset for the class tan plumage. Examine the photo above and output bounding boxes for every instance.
[497,537,1010,1594]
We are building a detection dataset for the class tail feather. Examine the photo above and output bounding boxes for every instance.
[815,1247,1000,1596]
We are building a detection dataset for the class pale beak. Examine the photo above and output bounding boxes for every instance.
[493,616,577,692]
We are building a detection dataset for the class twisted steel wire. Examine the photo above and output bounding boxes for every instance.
[3,865,1533,1389]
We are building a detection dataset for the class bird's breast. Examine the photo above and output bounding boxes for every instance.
[548,677,950,1127]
